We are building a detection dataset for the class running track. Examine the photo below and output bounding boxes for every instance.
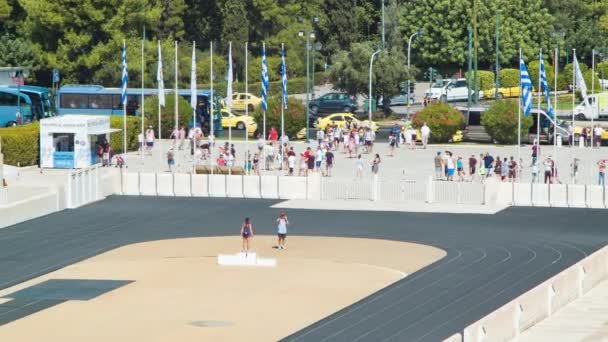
[0,196,606,341]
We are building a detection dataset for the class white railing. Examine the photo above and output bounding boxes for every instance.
[66,165,104,208]
[114,170,608,209]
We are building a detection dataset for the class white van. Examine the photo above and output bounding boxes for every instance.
[425,78,483,102]
[573,93,608,120]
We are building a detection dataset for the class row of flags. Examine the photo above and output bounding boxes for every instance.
[519,50,588,117]
[120,42,289,114]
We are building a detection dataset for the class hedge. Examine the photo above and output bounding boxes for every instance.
[0,123,39,166]
[465,70,495,91]
[411,103,464,143]
[142,94,192,139]
[253,96,306,138]
[482,100,533,144]
[499,68,519,88]
[109,116,145,154]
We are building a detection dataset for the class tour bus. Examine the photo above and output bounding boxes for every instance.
[57,84,223,124]
[0,85,55,120]
[0,88,33,127]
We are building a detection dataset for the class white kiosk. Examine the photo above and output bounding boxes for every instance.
[40,115,119,169]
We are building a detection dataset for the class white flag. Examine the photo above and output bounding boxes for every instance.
[190,42,197,109]
[574,54,590,107]
[226,42,233,108]
[157,40,165,107]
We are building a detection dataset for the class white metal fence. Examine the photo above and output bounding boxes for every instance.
[116,171,608,209]
[66,165,104,208]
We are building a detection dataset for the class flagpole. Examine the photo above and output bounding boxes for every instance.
[262,42,267,144]
[571,48,576,183]
[518,48,522,177]
[554,47,558,177]
[210,41,214,145]
[192,41,197,130]
[592,48,595,147]
[281,43,285,171]
[123,40,127,160]
[140,27,145,165]
[245,41,249,172]
[228,41,232,146]
[537,48,542,175]
[158,40,162,144]
[174,41,178,142]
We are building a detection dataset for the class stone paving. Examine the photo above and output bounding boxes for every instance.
[122,137,608,186]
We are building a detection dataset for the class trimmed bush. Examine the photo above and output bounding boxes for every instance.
[583,69,601,93]
[529,60,554,90]
[109,116,146,154]
[465,70,495,91]
[411,103,464,143]
[253,96,306,138]
[482,100,533,144]
[0,123,39,166]
[142,94,192,138]
[499,68,519,88]
[558,63,588,91]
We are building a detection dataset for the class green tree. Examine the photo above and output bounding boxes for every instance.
[0,33,35,68]
[0,0,11,20]
[142,94,192,138]
[158,0,186,40]
[329,42,373,97]
[221,0,249,80]
[482,100,533,144]
[253,96,306,138]
[374,48,408,115]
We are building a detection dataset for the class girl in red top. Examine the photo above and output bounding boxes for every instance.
[240,217,254,253]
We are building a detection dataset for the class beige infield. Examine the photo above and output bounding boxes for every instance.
[0,236,445,342]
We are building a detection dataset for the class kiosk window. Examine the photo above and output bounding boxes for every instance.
[53,133,74,152]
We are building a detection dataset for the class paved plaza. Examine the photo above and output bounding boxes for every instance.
[123,137,608,186]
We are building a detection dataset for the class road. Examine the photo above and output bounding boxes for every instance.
[0,197,606,341]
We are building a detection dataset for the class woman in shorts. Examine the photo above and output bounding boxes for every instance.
[276,212,289,250]
[240,217,254,253]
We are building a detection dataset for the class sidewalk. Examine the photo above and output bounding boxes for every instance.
[515,279,608,342]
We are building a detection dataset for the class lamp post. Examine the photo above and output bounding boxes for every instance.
[381,0,385,50]
[312,41,322,99]
[369,46,381,121]
[406,30,421,119]
[494,9,500,100]
[298,16,319,143]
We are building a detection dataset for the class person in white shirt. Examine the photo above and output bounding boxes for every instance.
[287,154,296,176]
[225,152,234,168]
[276,212,289,250]
[421,123,431,149]
[316,129,325,146]
[594,125,603,148]
[315,148,323,171]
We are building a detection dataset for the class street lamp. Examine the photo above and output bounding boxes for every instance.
[298,16,319,143]
[406,29,421,119]
[369,45,381,121]
[311,41,322,99]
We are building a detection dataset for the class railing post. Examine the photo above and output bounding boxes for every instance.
[511,181,515,206]
[372,175,378,201]
[457,182,462,204]
[172,172,176,197]
[259,174,263,199]
[66,172,72,208]
[120,168,124,195]
[155,173,158,196]
[531,182,535,206]
[190,172,193,197]
[426,175,434,203]
[585,185,588,208]
[566,183,570,208]
[548,182,552,207]
[481,181,486,205]
[138,172,142,196]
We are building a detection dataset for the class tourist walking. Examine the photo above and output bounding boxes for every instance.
[434,152,443,180]
[276,212,289,250]
[599,159,606,186]
[240,217,254,253]
[421,123,430,149]
[508,156,517,182]
[167,148,175,172]
[468,154,477,181]
[388,135,396,157]
[325,149,334,177]
[372,154,381,175]
[531,161,539,183]
[531,140,539,165]
[356,154,364,178]
[543,157,553,184]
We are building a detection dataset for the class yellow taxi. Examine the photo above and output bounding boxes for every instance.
[315,113,379,131]
[484,86,521,99]
[221,110,257,136]
[230,93,262,112]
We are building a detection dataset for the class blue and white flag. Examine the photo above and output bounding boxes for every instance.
[261,42,269,111]
[281,43,288,109]
[540,56,553,118]
[121,41,128,106]
[157,40,165,107]
[520,57,533,116]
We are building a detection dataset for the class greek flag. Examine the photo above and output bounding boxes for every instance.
[540,56,553,117]
[261,43,269,111]
[121,42,128,106]
[281,43,288,109]
[226,42,233,108]
[520,57,533,116]
[157,41,165,107]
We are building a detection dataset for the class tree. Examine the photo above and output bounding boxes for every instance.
[220,0,249,80]
[0,34,35,68]
[143,94,192,138]
[158,0,187,40]
[374,48,408,115]
[253,96,306,138]
[328,43,372,97]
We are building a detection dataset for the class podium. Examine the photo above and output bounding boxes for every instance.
[217,252,277,267]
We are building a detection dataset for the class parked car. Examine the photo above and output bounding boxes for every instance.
[527,108,570,145]
[229,92,261,112]
[221,110,257,136]
[484,86,521,99]
[378,90,415,107]
[425,78,483,102]
[309,92,357,114]
[315,113,378,131]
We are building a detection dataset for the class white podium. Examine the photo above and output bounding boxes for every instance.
[217,252,277,267]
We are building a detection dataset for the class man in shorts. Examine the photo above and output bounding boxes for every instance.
[364,128,374,153]
[508,156,517,182]
[434,152,443,180]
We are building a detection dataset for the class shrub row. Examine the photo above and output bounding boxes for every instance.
[0,123,39,166]
[411,103,464,143]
